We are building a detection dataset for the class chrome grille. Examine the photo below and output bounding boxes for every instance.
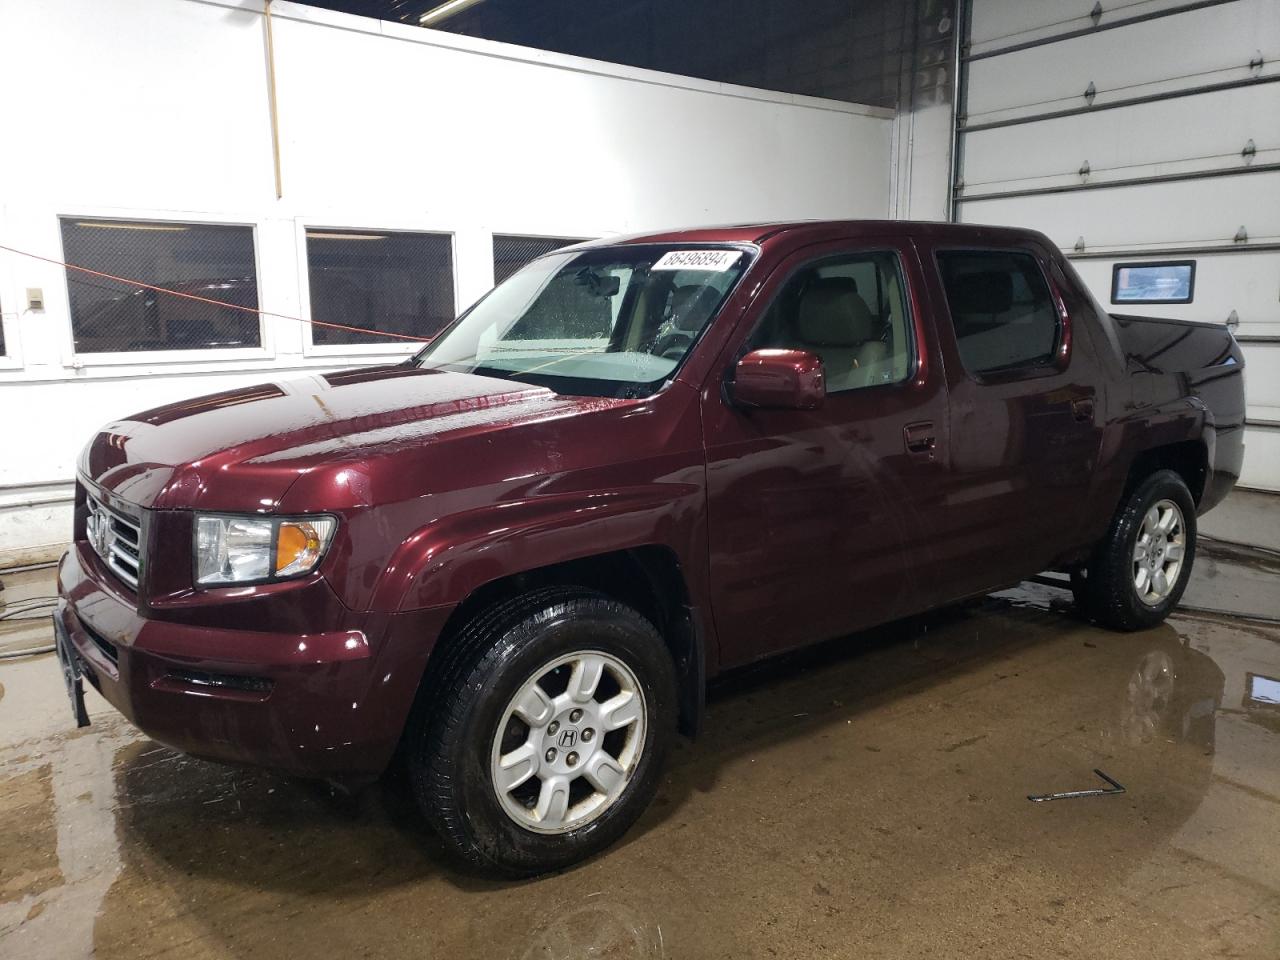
[86,493,143,590]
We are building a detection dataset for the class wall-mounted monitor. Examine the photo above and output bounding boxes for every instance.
[1111,260,1196,305]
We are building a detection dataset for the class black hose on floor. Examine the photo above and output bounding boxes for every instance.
[0,595,58,659]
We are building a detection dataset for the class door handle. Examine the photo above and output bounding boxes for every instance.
[904,421,937,457]
[1071,397,1095,422]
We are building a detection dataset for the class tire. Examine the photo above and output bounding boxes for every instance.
[1077,469,1197,631]
[1069,568,1090,616]
[406,587,677,877]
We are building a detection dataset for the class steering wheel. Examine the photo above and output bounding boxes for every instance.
[650,330,695,360]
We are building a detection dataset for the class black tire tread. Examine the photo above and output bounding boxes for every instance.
[406,586,668,876]
[1081,469,1196,631]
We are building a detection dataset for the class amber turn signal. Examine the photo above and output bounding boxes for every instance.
[274,520,332,578]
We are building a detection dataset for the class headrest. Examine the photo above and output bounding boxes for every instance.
[796,278,875,346]
[948,271,1013,316]
[669,285,722,332]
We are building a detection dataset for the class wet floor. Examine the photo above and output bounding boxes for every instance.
[2,563,1279,959]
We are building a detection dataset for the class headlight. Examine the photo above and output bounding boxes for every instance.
[195,514,336,586]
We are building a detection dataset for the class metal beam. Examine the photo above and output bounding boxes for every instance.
[947,0,973,223]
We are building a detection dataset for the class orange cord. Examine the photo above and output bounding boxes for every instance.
[0,242,435,343]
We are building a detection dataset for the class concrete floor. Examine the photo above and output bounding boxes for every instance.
[2,544,1279,958]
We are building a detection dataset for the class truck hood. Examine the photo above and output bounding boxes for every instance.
[80,365,618,511]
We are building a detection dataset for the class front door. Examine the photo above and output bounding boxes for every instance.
[701,240,949,667]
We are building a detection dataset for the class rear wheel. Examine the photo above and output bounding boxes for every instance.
[407,587,676,877]
[1075,470,1196,631]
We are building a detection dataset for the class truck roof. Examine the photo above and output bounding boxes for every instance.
[594,219,1050,250]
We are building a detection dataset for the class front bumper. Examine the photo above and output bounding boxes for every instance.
[56,543,451,782]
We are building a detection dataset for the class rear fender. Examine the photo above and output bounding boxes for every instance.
[1089,398,1210,539]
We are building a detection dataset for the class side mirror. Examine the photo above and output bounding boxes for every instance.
[729,349,826,410]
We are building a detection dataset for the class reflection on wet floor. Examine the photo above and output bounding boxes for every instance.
[2,569,1279,959]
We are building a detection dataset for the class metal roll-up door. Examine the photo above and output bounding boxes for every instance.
[952,0,1280,491]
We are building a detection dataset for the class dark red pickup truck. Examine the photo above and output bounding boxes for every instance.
[55,220,1244,875]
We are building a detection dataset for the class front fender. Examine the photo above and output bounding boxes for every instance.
[369,484,703,613]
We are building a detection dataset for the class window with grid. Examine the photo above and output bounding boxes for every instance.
[61,218,260,354]
[493,235,586,287]
[305,229,455,346]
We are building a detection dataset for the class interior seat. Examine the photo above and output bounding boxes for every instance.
[793,278,881,391]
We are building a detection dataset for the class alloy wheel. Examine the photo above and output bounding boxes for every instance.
[489,650,646,834]
[1132,498,1186,606]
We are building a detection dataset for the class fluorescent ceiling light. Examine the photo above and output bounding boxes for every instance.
[74,221,190,232]
[419,0,487,26]
[307,232,388,241]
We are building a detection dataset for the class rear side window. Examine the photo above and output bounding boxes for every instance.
[936,250,1060,376]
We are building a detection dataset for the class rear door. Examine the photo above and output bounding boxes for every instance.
[700,238,949,666]
[919,239,1105,601]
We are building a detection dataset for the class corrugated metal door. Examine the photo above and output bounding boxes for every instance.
[954,0,1280,490]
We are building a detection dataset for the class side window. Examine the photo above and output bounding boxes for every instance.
[62,218,262,354]
[493,234,589,286]
[305,229,455,346]
[936,249,1061,376]
[749,251,913,394]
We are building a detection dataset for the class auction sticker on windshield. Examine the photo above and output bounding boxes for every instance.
[652,250,742,271]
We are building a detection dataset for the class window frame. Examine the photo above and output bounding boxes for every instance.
[932,244,1072,386]
[0,244,22,371]
[297,219,459,359]
[1110,259,1196,306]
[58,212,271,367]
[736,247,921,397]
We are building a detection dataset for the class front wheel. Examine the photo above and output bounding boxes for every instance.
[1076,469,1197,631]
[407,587,676,877]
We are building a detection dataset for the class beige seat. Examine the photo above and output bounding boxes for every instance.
[793,278,883,391]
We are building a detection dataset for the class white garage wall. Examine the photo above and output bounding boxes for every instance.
[957,0,1280,491]
[0,0,895,563]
